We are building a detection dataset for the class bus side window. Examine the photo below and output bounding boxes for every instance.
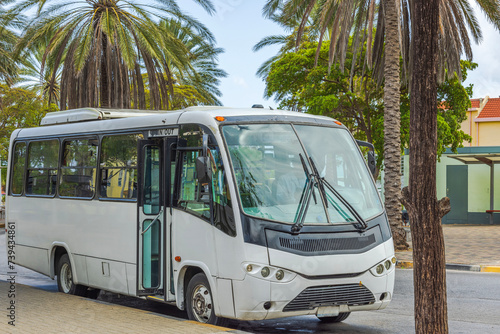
[177,150,210,220]
[11,142,26,195]
[60,138,98,198]
[26,140,59,196]
[99,134,143,200]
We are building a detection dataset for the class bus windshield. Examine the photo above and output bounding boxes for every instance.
[222,123,383,226]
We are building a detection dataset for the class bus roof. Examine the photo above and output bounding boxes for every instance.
[14,106,340,140]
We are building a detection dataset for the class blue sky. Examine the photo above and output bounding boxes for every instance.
[181,0,286,108]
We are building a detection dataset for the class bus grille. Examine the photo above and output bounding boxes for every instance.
[283,284,376,312]
[279,234,376,253]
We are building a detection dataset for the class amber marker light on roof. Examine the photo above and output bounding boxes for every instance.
[334,121,342,126]
[215,116,226,122]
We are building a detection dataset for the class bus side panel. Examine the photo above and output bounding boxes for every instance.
[14,244,50,276]
[7,196,136,295]
[125,263,136,295]
[86,257,129,294]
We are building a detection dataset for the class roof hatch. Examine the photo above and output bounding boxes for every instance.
[40,108,166,126]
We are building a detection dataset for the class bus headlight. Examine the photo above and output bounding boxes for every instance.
[242,262,296,283]
[275,270,285,281]
[370,257,396,277]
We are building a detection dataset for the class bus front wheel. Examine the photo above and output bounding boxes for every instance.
[317,312,351,323]
[186,273,228,326]
[56,254,87,296]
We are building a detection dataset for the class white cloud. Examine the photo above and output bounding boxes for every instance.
[232,76,249,88]
[465,4,500,98]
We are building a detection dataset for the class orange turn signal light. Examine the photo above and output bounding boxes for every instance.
[215,116,225,122]
[175,256,181,262]
[334,121,342,126]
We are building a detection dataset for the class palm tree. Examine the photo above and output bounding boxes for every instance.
[15,26,61,106]
[0,1,20,85]
[158,19,227,106]
[14,0,216,110]
[16,46,61,106]
[403,1,500,333]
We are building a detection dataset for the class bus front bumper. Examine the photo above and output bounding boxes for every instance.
[230,266,395,321]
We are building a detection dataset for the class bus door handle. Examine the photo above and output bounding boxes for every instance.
[141,208,164,235]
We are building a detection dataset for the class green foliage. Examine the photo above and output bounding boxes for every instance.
[0,84,56,161]
[266,40,385,170]
[265,42,475,172]
[400,61,476,156]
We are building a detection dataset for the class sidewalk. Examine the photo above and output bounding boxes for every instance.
[0,281,245,334]
[395,225,500,272]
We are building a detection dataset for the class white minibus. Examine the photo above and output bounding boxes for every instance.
[6,107,395,325]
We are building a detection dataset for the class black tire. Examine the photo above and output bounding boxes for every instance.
[56,254,87,296]
[186,273,228,326]
[317,312,351,323]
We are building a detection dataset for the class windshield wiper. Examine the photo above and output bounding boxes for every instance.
[291,154,368,234]
[291,154,316,234]
[308,158,368,232]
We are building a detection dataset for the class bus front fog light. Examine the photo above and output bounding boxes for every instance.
[261,267,270,277]
[376,264,384,275]
[275,270,284,280]
[385,260,391,270]
[246,264,253,272]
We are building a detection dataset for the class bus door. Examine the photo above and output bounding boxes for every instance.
[137,138,172,297]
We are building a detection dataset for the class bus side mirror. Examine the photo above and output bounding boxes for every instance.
[367,151,376,176]
[196,134,211,184]
[196,156,210,184]
[356,140,376,176]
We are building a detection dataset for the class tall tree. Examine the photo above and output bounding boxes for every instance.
[400,2,500,334]
[14,0,216,110]
[402,0,448,332]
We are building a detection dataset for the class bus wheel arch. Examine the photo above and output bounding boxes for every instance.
[50,244,71,279]
[177,266,204,310]
[184,271,228,326]
[55,253,87,296]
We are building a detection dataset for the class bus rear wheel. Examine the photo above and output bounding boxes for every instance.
[317,312,351,323]
[186,273,228,326]
[57,254,87,296]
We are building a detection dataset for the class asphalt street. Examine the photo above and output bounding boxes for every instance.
[1,229,500,333]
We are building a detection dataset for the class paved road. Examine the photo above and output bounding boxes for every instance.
[2,230,500,333]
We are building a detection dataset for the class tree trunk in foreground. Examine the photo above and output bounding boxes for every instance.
[383,0,408,251]
[402,0,450,333]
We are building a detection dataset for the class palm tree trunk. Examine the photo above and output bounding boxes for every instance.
[100,36,109,108]
[402,0,450,332]
[383,0,408,250]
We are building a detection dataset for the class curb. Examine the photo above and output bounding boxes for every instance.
[397,261,500,273]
